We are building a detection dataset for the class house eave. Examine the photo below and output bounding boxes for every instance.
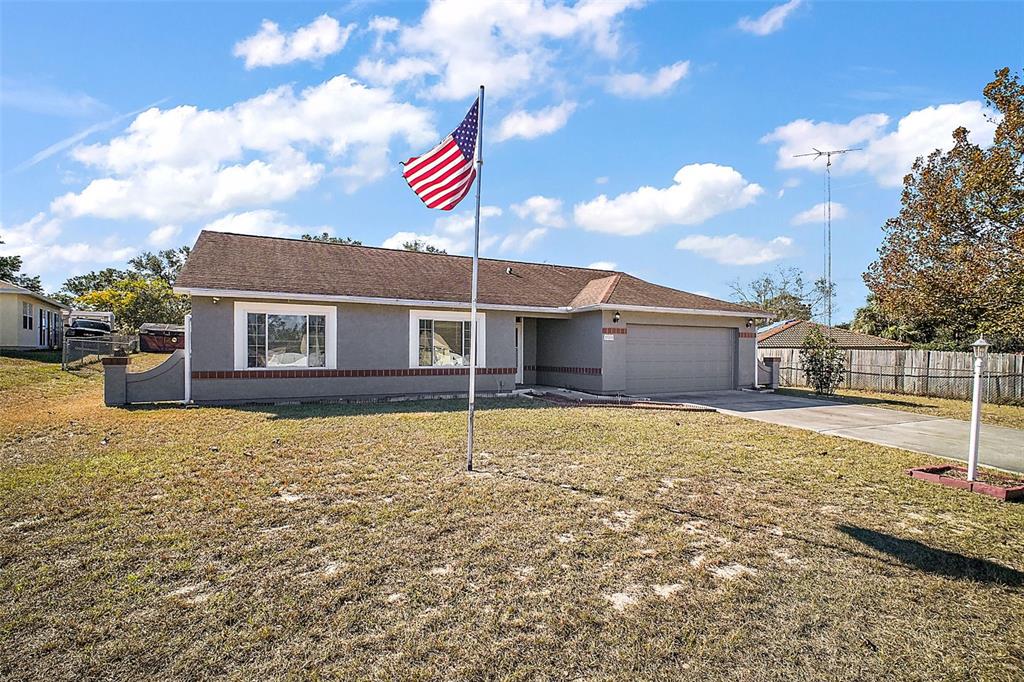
[572,303,775,319]
[173,287,573,315]
[173,287,774,319]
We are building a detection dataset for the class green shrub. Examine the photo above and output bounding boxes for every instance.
[800,326,846,395]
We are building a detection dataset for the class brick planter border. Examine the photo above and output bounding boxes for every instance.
[907,465,1024,502]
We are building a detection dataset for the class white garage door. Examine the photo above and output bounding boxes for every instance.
[625,324,736,394]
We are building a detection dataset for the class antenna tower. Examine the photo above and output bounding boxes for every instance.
[792,147,859,329]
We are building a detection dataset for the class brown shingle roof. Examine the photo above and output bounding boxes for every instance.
[175,231,767,315]
[757,319,911,349]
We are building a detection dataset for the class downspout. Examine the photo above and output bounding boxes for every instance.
[753,323,761,387]
[183,313,192,405]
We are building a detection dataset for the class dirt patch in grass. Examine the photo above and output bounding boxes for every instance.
[2,358,1024,680]
[776,386,1024,430]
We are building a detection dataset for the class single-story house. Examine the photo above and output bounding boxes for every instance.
[0,279,68,351]
[757,319,911,352]
[157,231,768,404]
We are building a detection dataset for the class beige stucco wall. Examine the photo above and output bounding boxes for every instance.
[0,294,18,347]
[0,293,65,349]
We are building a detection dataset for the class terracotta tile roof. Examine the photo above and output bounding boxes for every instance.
[757,319,911,349]
[175,231,767,315]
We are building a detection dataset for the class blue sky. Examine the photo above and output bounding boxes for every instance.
[1,1,1020,321]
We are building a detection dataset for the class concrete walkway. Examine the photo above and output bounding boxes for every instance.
[646,390,1024,474]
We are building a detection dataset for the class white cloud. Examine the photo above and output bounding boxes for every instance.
[12,98,169,173]
[355,57,438,87]
[368,0,643,100]
[510,196,565,228]
[675,234,795,266]
[762,101,996,187]
[148,224,182,247]
[495,101,577,142]
[777,176,801,197]
[381,205,502,254]
[500,227,548,254]
[737,0,802,36]
[595,176,609,185]
[234,15,355,69]
[762,113,889,168]
[433,205,503,235]
[587,261,617,270]
[574,163,763,236]
[791,202,847,225]
[368,15,400,50]
[0,213,135,274]
[606,60,690,98]
[201,209,325,239]
[53,149,324,222]
[51,75,436,222]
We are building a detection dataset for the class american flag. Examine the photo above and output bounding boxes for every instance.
[401,99,479,211]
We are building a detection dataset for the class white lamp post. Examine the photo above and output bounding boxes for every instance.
[966,336,989,481]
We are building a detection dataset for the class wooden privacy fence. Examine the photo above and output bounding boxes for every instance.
[760,348,1024,404]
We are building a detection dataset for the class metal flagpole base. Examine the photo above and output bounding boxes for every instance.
[466,403,475,471]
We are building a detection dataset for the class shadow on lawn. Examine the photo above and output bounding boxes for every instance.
[838,525,1024,586]
[237,396,552,420]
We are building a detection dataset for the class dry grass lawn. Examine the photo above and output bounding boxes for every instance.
[2,353,1023,680]
[776,386,1024,430]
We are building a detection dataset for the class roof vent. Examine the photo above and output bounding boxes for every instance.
[505,267,514,275]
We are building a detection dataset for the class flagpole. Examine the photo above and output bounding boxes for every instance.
[466,84,484,472]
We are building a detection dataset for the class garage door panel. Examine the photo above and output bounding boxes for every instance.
[625,325,735,393]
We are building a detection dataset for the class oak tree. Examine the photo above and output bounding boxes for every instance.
[864,68,1024,351]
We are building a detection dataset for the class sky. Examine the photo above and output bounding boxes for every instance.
[1,0,1020,322]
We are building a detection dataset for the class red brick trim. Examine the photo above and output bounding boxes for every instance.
[602,327,628,335]
[192,367,516,380]
[101,356,130,366]
[535,365,602,376]
[738,331,756,339]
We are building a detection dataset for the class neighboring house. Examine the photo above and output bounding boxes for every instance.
[0,280,69,351]
[757,319,911,353]
[163,231,768,404]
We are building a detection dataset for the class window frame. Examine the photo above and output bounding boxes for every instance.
[408,310,486,369]
[233,301,337,371]
[22,302,33,330]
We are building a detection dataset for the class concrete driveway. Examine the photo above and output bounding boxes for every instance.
[648,390,1024,474]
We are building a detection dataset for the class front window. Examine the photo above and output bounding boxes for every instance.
[418,319,473,366]
[22,302,33,330]
[246,312,326,368]
[409,310,485,368]
[234,302,335,370]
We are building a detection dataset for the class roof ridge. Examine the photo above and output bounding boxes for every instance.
[197,230,624,275]
[757,318,803,341]
[601,273,623,303]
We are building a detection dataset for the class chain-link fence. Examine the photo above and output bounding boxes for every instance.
[62,335,138,373]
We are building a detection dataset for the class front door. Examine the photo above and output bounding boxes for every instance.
[515,319,524,384]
